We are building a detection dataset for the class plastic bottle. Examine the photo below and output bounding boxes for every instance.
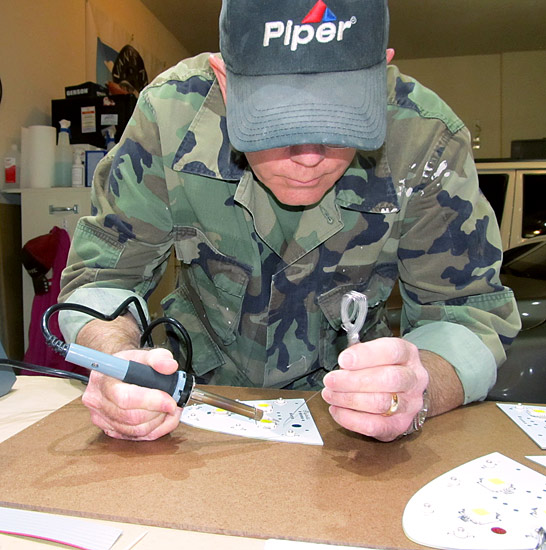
[71,150,84,187]
[103,126,117,151]
[4,144,20,188]
[54,119,73,187]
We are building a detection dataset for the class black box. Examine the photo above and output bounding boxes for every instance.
[65,81,107,98]
[51,94,137,148]
[511,138,546,160]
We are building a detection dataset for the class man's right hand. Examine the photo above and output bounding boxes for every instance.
[82,347,182,440]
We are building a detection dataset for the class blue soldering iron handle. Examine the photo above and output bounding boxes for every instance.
[65,343,194,407]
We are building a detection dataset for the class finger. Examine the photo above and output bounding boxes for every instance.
[96,408,182,440]
[338,337,418,371]
[83,371,177,420]
[85,379,182,440]
[110,376,179,413]
[328,405,410,442]
[323,364,415,394]
[322,387,406,415]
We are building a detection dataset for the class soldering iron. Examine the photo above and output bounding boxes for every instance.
[2,298,263,422]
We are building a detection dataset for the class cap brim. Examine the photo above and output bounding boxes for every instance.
[226,60,387,153]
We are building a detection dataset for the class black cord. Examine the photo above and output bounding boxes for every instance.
[0,358,89,384]
[34,296,193,382]
[1,298,193,386]
[140,316,193,372]
[41,296,153,356]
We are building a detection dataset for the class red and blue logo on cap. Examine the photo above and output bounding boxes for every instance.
[263,1,356,51]
[302,0,337,24]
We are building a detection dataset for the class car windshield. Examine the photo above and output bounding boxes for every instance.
[502,241,546,280]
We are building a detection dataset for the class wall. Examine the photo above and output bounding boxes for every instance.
[0,0,190,197]
[502,50,546,156]
[0,0,189,357]
[396,50,546,159]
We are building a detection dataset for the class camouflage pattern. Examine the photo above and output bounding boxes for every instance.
[59,53,520,398]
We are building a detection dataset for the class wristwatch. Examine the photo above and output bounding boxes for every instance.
[403,388,430,436]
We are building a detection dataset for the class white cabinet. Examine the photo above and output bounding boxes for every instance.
[20,188,91,349]
[19,187,176,351]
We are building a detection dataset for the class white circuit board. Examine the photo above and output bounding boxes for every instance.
[497,403,546,449]
[403,452,546,550]
[180,398,323,446]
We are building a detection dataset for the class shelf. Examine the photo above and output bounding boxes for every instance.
[2,187,91,194]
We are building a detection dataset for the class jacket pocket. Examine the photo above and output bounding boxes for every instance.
[173,226,251,345]
[161,284,225,377]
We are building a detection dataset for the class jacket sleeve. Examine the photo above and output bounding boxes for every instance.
[58,82,176,342]
[397,125,521,403]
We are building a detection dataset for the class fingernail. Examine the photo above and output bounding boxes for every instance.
[339,349,355,369]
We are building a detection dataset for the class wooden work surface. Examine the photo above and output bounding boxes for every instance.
[0,387,542,549]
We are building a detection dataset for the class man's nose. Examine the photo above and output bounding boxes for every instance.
[289,144,326,167]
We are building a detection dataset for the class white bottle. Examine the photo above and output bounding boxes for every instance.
[4,144,20,188]
[71,150,84,187]
[54,119,73,187]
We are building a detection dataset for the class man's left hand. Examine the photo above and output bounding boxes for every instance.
[322,337,429,441]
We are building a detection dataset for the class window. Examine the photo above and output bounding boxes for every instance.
[521,174,546,239]
[478,173,509,225]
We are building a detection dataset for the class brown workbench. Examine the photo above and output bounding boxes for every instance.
[0,385,542,549]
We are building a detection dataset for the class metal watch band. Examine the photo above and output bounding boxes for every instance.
[402,388,429,436]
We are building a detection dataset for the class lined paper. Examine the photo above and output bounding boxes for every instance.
[0,506,122,550]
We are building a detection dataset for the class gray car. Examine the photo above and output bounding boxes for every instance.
[386,239,546,405]
[487,240,546,404]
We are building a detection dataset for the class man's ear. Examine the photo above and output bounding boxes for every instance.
[209,55,227,103]
[386,48,395,64]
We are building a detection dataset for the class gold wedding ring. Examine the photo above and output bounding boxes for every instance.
[382,392,399,416]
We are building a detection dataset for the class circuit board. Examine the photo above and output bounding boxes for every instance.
[497,403,546,449]
[403,452,546,550]
[180,398,323,445]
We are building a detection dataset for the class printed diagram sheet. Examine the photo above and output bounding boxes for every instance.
[497,403,546,449]
[180,398,323,445]
[403,452,546,550]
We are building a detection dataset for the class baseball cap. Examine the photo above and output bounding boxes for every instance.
[22,232,58,295]
[220,0,389,153]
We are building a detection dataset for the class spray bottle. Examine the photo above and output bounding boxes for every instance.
[54,119,72,187]
[102,126,117,151]
[4,144,20,188]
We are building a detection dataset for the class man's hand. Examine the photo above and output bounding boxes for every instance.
[321,337,464,441]
[82,347,182,441]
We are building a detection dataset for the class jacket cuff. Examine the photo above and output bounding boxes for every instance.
[403,321,497,404]
[58,288,149,344]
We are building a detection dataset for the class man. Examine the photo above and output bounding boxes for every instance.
[58,0,520,442]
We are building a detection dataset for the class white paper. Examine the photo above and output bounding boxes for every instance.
[26,125,56,188]
[0,506,122,550]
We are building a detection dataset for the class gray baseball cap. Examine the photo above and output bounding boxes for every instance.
[220,0,389,152]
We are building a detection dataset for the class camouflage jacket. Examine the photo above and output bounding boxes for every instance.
[59,53,520,401]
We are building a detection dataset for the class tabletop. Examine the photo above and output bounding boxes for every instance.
[0,376,543,550]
